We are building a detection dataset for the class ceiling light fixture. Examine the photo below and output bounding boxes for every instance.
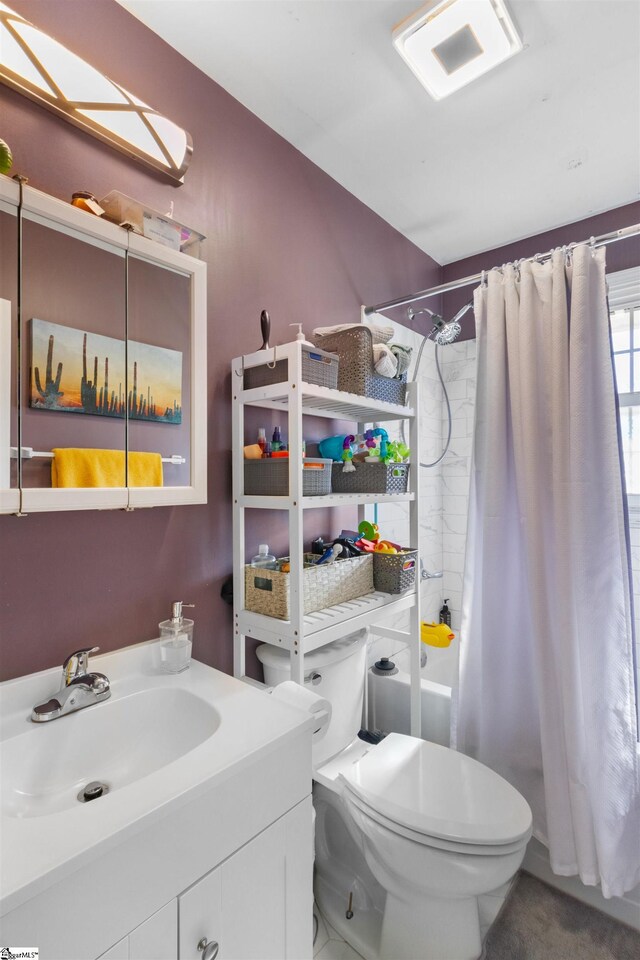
[392,0,522,101]
[0,2,192,182]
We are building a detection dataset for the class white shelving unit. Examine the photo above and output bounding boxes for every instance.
[231,341,422,736]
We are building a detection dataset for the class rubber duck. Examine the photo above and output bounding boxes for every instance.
[421,622,455,648]
[374,541,398,554]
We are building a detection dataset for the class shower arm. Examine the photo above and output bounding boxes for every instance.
[364,223,640,317]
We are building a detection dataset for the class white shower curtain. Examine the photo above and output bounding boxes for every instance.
[454,245,640,898]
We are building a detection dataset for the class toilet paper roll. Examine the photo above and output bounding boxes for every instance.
[270,680,331,739]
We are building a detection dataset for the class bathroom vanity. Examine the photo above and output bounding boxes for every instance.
[0,641,313,960]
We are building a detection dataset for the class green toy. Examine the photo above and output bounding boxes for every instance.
[382,440,410,464]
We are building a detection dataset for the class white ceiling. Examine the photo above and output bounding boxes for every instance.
[120,0,640,264]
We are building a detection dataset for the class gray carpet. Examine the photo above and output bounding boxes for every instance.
[484,872,640,960]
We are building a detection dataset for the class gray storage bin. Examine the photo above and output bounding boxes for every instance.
[243,345,339,390]
[244,457,332,496]
[330,461,410,495]
[373,549,418,594]
[311,326,407,404]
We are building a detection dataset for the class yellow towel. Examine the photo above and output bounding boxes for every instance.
[51,449,163,488]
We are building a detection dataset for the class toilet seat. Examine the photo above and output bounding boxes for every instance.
[335,733,532,848]
[341,787,528,857]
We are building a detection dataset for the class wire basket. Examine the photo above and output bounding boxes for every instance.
[243,345,339,390]
[245,553,374,619]
[244,458,332,496]
[330,462,410,494]
[373,549,417,594]
[311,326,407,404]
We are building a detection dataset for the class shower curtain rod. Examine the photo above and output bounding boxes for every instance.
[364,222,640,316]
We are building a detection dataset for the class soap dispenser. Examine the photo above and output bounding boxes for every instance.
[159,601,195,641]
[159,602,194,674]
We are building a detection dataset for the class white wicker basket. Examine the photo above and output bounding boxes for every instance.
[244,553,373,620]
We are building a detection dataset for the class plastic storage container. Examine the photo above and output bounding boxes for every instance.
[244,458,332,496]
[243,344,339,391]
[311,326,407,405]
[100,191,205,251]
[373,549,418,594]
[244,553,373,619]
[330,461,410,494]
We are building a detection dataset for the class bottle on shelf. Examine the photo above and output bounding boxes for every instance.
[257,428,267,457]
[439,599,451,626]
[272,426,282,452]
[251,544,278,569]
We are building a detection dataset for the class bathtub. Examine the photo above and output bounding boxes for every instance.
[367,640,457,746]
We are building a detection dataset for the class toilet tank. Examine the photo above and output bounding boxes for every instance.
[256,630,367,767]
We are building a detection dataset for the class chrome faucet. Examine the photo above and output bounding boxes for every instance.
[31,646,111,722]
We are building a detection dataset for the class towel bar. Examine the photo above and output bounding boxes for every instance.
[9,446,186,465]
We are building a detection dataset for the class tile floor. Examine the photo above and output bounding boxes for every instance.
[313,905,365,960]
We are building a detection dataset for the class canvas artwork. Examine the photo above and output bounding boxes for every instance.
[30,319,182,425]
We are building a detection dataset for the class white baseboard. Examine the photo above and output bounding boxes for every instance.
[523,838,640,931]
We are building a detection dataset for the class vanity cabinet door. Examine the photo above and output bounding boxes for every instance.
[129,899,178,960]
[179,819,286,960]
[97,900,177,960]
[179,799,312,960]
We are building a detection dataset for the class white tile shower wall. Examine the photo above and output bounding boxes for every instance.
[440,340,477,633]
[363,321,443,668]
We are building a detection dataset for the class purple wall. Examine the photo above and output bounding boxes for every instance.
[442,202,640,339]
[0,1,440,681]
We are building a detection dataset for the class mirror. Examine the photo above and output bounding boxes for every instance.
[20,215,127,493]
[126,252,191,491]
[0,200,18,511]
[0,176,207,514]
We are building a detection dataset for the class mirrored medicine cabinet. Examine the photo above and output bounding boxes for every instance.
[0,175,207,514]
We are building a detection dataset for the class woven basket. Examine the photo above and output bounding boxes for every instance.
[331,461,410,494]
[243,345,339,390]
[311,327,407,404]
[373,549,417,594]
[245,553,373,619]
[244,458,332,496]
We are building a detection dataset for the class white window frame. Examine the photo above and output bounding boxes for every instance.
[609,267,640,513]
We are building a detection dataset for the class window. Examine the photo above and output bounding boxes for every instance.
[609,268,640,501]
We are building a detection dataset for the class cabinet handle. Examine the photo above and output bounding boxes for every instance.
[197,937,220,960]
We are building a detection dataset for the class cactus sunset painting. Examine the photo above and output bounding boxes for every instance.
[30,319,182,425]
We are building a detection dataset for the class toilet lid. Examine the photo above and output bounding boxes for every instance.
[340,733,532,846]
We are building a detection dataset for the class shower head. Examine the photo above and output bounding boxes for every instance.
[407,302,473,346]
[430,315,461,345]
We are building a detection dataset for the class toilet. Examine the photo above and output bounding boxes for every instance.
[257,631,532,960]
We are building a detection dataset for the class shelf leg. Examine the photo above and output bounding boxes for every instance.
[232,376,246,679]
[289,345,305,686]
[408,381,422,739]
